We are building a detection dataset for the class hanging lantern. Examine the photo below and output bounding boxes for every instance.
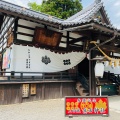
[94,62,104,78]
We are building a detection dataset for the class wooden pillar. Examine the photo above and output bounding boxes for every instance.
[89,50,96,95]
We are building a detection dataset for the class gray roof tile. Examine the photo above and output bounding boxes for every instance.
[0,0,117,31]
[0,0,63,24]
[63,0,110,26]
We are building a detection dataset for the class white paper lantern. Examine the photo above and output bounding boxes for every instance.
[94,62,104,78]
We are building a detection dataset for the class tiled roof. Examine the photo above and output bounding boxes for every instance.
[63,0,111,26]
[0,0,63,25]
[66,1,103,21]
[0,0,115,30]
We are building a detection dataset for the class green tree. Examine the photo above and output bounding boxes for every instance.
[28,0,83,19]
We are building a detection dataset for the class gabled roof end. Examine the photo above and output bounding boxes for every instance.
[95,0,101,4]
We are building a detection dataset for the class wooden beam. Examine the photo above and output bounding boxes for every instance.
[13,18,18,43]
[60,23,93,32]
[69,36,87,44]
[101,45,120,53]
[0,80,75,84]
[76,31,92,37]
[68,45,83,51]
[18,24,35,30]
[62,35,76,40]
[92,23,120,36]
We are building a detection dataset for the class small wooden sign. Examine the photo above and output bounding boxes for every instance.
[30,84,36,95]
[22,84,29,98]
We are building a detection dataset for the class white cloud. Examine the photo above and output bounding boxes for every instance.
[4,0,27,7]
[114,1,120,6]
[101,0,120,29]
[114,23,120,29]
[116,12,120,17]
[4,0,42,8]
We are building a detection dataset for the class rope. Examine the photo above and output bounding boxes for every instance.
[90,41,120,65]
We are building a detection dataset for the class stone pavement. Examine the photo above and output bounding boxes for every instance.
[0,96,120,120]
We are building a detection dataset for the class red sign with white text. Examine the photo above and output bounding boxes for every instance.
[65,97,109,116]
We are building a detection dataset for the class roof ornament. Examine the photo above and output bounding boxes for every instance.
[95,0,101,4]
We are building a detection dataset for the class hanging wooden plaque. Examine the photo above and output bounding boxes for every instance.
[30,84,36,95]
[22,84,29,98]
[33,27,62,48]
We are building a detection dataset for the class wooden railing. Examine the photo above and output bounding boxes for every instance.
[0,71,77,82]
[103,72,120,85]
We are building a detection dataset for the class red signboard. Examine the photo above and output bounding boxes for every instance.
[65,96,109,116]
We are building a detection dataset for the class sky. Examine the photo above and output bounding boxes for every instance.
[3,0,120,29]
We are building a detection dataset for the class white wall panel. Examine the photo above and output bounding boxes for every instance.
[17,27,34,35]
[17,34,33,41]
[59,43,66,47]
[18,19,44,28]
[69,32,81,38]
[75,41,83,45]
[63,31,67,36]
[61,37,66,42]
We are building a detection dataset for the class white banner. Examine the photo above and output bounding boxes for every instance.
[5,44,86,73]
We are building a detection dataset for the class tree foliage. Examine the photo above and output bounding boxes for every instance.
[28,0,83,19]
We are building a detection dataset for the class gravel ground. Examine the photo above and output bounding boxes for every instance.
[0,96,120,120]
